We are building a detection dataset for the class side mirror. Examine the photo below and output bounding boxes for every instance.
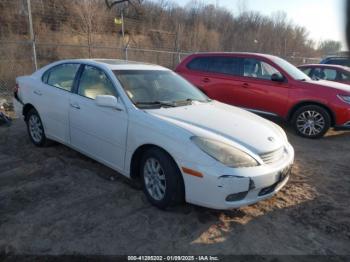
[271,73,285,82]
[96,95,123,111]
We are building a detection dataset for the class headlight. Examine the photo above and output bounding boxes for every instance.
[337,95,350,104]
[191,137,259,168]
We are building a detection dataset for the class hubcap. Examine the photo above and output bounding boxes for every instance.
[28,114,43,143]
[296,110,325,136]
[143,158,166,201]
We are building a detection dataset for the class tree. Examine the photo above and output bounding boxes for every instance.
[318,40,342,55]
[70,0,107,58]
[105,0,143,9]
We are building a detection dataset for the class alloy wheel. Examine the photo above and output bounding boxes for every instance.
[296,110,325,136]
[143,158,167,201]
[28,114,43,143]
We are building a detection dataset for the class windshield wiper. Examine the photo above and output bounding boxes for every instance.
[174,98,212,104]
[136,98,212,108]
[135,101,176,108]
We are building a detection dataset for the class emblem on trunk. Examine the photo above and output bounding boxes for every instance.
[268,137,275,142]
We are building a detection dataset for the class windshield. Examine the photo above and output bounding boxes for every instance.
[113,70,209,108]
[272,56,311,81]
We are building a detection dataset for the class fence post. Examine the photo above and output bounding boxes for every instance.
[173,24,181,68]
[27,0,37,70]
[121,11,128,60]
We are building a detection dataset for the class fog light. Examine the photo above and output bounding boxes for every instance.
[225,191,248,202]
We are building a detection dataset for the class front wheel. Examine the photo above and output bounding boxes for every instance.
[140,148,184,209]
[292,105,331,138]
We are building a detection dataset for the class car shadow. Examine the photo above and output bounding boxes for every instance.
[185,196,350,255]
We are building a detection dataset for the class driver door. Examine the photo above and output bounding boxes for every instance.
[239,58,290,117]
[69,65,128,172]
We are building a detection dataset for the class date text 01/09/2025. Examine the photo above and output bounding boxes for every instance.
[127,255,220,261]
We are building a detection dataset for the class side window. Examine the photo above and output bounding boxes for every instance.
[46,64,80,91]
[243,58,280,80]
[323,69,337,80]
[299,67,312,76]
[187,57,210,72]
[78,65,117,100]
[207,57,242,76]
[42,70,50,83]
[311,68,324,79]
[340,71,350,80]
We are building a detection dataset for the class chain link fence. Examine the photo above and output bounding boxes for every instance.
[0,0,194,101]
[0,0,320,103]
[0,41,192,101]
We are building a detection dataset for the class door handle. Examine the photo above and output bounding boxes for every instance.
[33,90,42,96]
[202,77,210,83]
[242,83,250,88]
[70,103,80,109]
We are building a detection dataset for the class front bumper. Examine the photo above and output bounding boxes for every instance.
[334,105,350,130]
[180,143,294,210]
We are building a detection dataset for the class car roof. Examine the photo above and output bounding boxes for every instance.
[54,59,169,71]
[298,64,350,71]
[186,52,280,60]
[322,56,348,60]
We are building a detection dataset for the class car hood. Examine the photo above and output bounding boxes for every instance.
[304,79,350,93]
[146,101,286,154]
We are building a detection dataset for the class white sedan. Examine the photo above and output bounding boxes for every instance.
[15,59,294,210]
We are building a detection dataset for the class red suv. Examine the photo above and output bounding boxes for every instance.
[175,53,350,138]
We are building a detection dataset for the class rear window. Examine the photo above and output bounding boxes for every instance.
[187,57,210,71]
[187,56,242,76]
[43,63,80,92]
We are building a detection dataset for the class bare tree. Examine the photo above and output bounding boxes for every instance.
[105,0,142,9]
[318,40,342,55]
[70,0,107,58]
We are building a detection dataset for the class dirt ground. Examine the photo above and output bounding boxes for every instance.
[0,116,349,255]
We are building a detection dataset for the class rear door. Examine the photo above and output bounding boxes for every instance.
[180,56,249,107]
[69,64,128,172]
[37,63,81,143]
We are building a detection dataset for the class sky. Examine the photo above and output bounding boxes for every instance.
[171,0,347,50]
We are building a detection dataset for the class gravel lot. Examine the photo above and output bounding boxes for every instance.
[0,116,349,255]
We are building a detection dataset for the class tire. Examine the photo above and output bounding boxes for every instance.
[292,105,331,138]
[25,108,49,147]
[140,148,185,209]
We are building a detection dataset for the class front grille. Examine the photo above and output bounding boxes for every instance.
[259,147,285,165]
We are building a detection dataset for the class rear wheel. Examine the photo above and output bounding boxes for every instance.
[292,105,331,138]
[140,148,184,209]
[26,108,48,146]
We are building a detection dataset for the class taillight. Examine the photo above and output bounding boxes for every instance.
[14,83,19,94]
